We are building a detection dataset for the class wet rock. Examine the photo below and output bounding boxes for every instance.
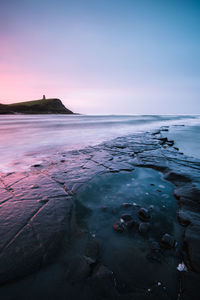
[138,222,150,234]
[138,208,150,221]
[65,255,91,283]
[159,137,168,145]
[113,221,125,233]
[120,214,132,222]
[178,210,191,226]
[166,140,174,147]
[149,240,161,252]
[161,233,177,249]
[150,183,155,186]
[89,264,117,299]
[124,219,135,229]
[185,224,200,272]
[38,197,49,204]
[85,239,100,261]
[164,171,191,184]
[152,130,161,135]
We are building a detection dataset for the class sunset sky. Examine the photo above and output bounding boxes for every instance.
[0,0,200,114]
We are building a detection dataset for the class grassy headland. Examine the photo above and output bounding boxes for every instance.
[0,98,74,114]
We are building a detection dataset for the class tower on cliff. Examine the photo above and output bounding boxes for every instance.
[43,95,46,100]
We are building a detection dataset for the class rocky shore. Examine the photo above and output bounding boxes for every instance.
[0,128,200,300]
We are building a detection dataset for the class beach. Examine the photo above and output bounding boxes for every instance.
[0,115,200,300]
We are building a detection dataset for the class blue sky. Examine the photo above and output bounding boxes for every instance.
[0,0,200,114]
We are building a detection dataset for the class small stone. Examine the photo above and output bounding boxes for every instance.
[113,221,125,233]
[177,262,187,272]
[120,214,132,222]
[138,208,150,221]
[150,183,155,186]
[125,220,135,229]
[139,222,150,234]
[161,233,177,249]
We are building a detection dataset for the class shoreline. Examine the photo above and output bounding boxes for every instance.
[0,126,200,299]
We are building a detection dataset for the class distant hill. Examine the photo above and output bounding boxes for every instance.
[0,98,74,114]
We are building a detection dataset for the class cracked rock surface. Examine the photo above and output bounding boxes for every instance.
[0,130,200,300]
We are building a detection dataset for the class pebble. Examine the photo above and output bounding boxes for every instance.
[161,233,177,249]
[113,221,125,233]
[138,208,150,221]
[138,222,150,234]
[125,220,135,229]
[177,262,187,272]
[120,214,132,222]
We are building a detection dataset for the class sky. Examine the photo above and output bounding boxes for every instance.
[0,0,200,114]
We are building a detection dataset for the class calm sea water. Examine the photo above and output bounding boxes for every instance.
[0,114,199,171]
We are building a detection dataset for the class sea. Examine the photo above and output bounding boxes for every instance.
[0,114,199,171]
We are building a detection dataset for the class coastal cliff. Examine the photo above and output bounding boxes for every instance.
[0,98,74,114]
